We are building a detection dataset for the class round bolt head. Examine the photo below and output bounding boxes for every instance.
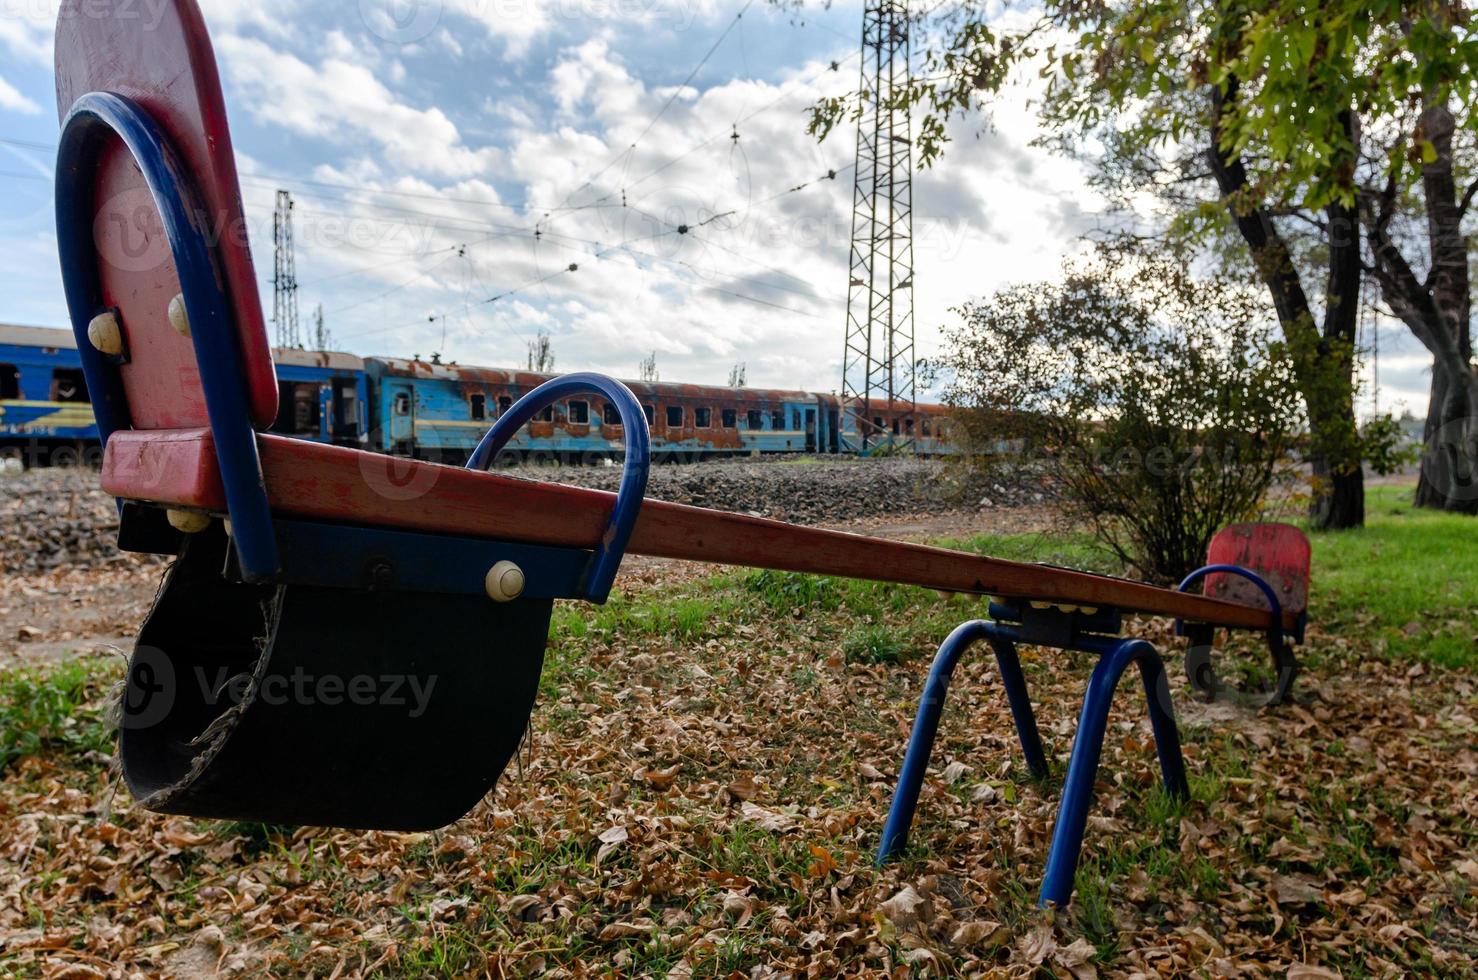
[485,560,526,602]
[167,509,211,534]
[168,294,191,338]
[87,310,124,356]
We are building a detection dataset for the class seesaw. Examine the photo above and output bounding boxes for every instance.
[52,0,1310,909]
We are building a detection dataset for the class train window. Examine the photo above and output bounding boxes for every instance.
[393,392,411,416]
[52,368,89,403]
[666,405,683,428]
[0,364,17,400]
[568,400,589,424]
[643,404,655,425]
[873,416,884,432]
[721,408,737,428]
[921,418,932,436]
[695,407,711,428]
[770,409,785,430]
[498,395,512,416]
[747,409,762,430]
[292,385,319,434]
[470,394,486,421]
[539,406,554,422]
[603,402,620,425]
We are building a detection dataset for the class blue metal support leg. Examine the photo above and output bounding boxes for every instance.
[877,620,1047,863]
[1037,636,1188,908]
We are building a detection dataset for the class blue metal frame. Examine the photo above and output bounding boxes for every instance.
[251,518,593,599]
[1177,563,1301,705]
[467,373,650,603]
[55,92,279,578]
[877,604,1189,909]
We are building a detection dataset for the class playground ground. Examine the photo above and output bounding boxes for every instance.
[0,480,1474,977]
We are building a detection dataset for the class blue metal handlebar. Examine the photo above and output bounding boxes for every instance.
[56,92,280,579]
[466,373,650,603]
[1177,563,1284,650]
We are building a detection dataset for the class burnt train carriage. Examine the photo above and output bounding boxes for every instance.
[832,396,954,456]
[268,348,369,447]
[365,357,842,461]
[0,326,957,462]
[0,323,100,464]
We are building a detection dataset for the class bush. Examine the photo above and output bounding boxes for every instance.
[936,251,1303,583]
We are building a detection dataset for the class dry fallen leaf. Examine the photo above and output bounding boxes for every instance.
[1287,964,1343,980]
[738,801,796,832]
[950,920,1006,946]
[1268,873,1323,905]
[597,920,655,940]
[878,885,928,930]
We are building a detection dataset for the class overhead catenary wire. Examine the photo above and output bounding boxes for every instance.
[552,0,758,215]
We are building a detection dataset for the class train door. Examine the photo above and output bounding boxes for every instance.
[804,408,817,452]
[331,375,360,446]
[388,383,414,455]
[827,409,839,453]
[318,384,333,442]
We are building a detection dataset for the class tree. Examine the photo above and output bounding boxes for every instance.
[728,362,748,387]
[939,252,1302,583]
[638,351,659,383]
[809,0,1478,522]
[312,304,332,352]
[527,331,555,373]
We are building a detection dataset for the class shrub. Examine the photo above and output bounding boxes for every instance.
[935,251,1303,583]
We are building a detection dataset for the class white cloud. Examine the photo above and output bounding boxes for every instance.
[0,0,55,64]
[214,34,502,179]
[197,0,301,37]
[0,74,39,114]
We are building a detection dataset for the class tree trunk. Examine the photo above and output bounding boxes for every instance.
[1412,97,1476,513]
[1414,363,1478,512]
[1311,455,1366,527]
[1206,86,1365,528]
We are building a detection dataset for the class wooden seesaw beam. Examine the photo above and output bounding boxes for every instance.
[102,429,1296,633]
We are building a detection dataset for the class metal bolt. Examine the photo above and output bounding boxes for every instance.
[166,509,210,533]
[168,294,191,338]
[367,559,395,590]
[87,310,124,355]
[485,561,525,602]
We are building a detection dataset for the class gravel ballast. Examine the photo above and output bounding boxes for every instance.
[2,456,1054,573]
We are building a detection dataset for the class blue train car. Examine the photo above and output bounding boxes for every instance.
[0,324,99,464]
[0,324,956,465]
[268,348,369,447]
[365,357,834,462]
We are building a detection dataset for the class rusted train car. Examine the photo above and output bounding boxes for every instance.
[1,326,956,463]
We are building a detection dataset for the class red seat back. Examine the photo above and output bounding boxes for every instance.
[1205,523,1310,617]
[54,0,277,429]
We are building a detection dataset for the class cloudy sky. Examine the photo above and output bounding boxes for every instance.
[0,0,1428,413]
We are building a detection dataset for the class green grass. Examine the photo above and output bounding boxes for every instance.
[942,527,1124,576]
[0,658,119,774]
[840,624,907,664]
[1309,486,1478,668]
[944,486,1476,669]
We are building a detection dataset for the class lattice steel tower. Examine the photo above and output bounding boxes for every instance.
[841,0,915,452]
[272,189,301,348]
